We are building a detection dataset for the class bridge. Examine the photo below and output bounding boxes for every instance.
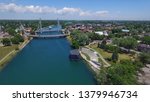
[28,34,69,38]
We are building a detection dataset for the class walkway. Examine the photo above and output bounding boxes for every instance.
[0,39,30,69]
[80,47,101,74]
[0,50,15,68]
[86,46,111,67]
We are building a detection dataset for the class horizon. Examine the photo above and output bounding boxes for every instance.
[0,0,150,20]
[0,19,150,21]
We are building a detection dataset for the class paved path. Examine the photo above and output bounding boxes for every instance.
[0,39,30,67]
[86,46,111,67]
[81,47,98,62]
[0,50,15,65]
[79,50,99,74]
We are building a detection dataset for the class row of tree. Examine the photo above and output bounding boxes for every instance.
[70,30,105,49]
[112,37,138,50]
[142,36,150,45]
[1,34,24,46]
[97,51,150,85]
[97,60,143,85]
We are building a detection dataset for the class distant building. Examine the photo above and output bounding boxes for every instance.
[144,33,150,36]
[120,47,130,53]
[69,49,80,60]
[0,32,10,38]
[137,44,150,52]
[122,29,130,33]
[95,31,108,36]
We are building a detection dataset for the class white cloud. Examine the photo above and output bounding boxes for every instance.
[0,3,109,17]
[79,11,90,16]
[56,7,81,15]
[95,11,109,16]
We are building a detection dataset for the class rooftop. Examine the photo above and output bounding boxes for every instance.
[70,49,80,55]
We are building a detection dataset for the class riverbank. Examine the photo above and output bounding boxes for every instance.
[79,50,100,74]
[0,39,31,70]
[67,35,100,74]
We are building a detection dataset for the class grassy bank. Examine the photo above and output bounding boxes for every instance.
[0,50,17,69]
[0,39,30,70]
[0,45,18,60]
[89,44,131,64]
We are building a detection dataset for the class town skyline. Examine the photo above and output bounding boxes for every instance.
[0,0,150,20]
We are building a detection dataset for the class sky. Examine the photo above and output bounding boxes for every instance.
[0,0,150,20]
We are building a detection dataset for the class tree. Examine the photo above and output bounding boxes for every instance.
[1,38,11,46]
[113,37,137,50]
[5,28,16,36]
[77,34,89,46]
[88,33,105,40]
[112,29,122,34]
[139,52,150,64]
[71,39,79,49]
[71,30,90,46]
[14,34,24,42]
[99,39,107,49]
[111,50,119,62]
[97,60,137,85]
[142,36,150,45]
[11,37,20,44]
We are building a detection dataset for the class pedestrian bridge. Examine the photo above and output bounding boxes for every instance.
[28,34,69,38]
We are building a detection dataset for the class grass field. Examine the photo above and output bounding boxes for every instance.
[89,44,131,63]
[0,45,18,61]
[0,40,30,69]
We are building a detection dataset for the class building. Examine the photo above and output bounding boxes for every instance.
[144,33,150,36]
[122,29,130,33]
[137,44,150,52]
[120,47,130,53]
[69,49,80,60]
[95,31,108,36]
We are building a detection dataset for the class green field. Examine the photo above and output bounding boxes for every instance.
[89,44,132,63]
[0,45,17,60]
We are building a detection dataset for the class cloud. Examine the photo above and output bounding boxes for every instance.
[79,11,91,16]
[95,11,109,16]
[56,7,81,15]
[0,3,109,17]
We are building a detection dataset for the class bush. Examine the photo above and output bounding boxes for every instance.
[104,45,118,53]
[105,57,112,61]
[139,52,150,64]
[11,37,20,44]
[97,60,138,85]
[14,34,24,42]
[111,51,119,62]
[15,46,19,51]
[1,38,11,46]
[71,39,79,49]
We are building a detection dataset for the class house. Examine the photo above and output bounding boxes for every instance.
[120,47,130,53]
[144,33,150,36]
[137,44,150,52]
[0,32,10,38]
[69,49,80,60]
[122,29,130,33]
[95,31,108,36]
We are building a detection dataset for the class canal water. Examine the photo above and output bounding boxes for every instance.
[0,32,96,85]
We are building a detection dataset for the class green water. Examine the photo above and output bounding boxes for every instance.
[0,37,96,85]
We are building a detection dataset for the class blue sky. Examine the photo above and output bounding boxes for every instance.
[0,0,150,20]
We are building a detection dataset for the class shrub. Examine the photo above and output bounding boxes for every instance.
[1,38,11,46]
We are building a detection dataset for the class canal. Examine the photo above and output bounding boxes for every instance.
[0,33,96,85]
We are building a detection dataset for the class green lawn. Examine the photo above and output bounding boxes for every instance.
[0,45,18,61]
[89,44,131,62]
